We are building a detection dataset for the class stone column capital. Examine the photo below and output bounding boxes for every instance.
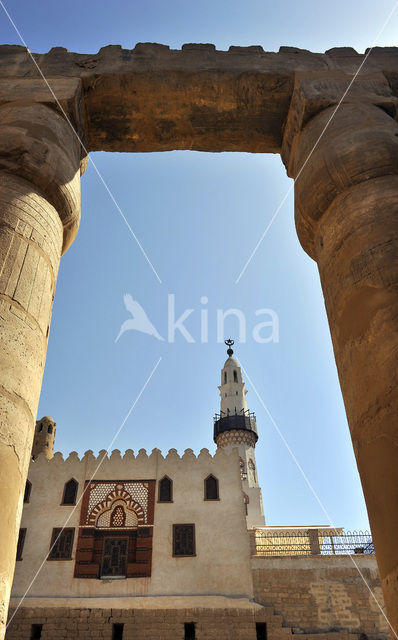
[282,75,398,259]
[281,70,398,178]
[0,78,87,253]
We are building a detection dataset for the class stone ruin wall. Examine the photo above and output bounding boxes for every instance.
[252,555,390,639]
[4,602,288,640]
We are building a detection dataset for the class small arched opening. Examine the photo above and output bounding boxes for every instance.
[158,476,173,502]
[62,478,78,505]
[204,475,219,500]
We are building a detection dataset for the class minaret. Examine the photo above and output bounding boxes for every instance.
[31,416,56,460]
[214,340,265,527]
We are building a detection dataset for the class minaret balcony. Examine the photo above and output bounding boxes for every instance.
[213,410,258,442]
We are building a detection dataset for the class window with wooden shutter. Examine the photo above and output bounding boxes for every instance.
[101,537,128,577]
[48,528,74,559]
[173,524,195,557]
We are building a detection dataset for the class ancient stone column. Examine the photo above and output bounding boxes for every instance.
[0,81,85,638]
[283,73,398,635]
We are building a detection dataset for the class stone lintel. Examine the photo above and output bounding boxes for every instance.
[0,45,396,153]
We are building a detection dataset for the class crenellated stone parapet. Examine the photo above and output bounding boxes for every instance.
[30,445,235,465]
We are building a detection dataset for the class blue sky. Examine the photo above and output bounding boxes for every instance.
[1,0,396,530]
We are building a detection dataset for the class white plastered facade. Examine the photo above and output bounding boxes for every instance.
[11,448,254,606]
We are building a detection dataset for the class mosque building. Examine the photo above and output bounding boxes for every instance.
[5,343,389,640]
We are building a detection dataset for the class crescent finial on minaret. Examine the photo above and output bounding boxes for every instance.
[224,338,234,357]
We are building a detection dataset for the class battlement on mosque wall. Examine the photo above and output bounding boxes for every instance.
[28,446,240,480]
[33,446,234,463]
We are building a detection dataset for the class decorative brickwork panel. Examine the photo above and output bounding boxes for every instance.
[128,528,153,577]
[74,480,155,579]
[79,480,155,529]
[173,524,196,557]
[110,505,126,527]
[216,430,256,448]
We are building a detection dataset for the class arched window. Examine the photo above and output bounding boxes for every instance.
[158,476,172,502]
[204,475,219,500]
[47,425,53,434]
[248,459,257,483]
[38,423,43,433]
[233,370,238,382]
[110,505,126,527]
[243,492,250,516]
[62,478,78,505]
[224,372,227,384]
[24,480,32,503]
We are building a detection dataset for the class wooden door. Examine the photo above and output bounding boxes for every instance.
[101,537,128,577]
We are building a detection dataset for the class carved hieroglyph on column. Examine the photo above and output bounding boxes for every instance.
[0,78,86,639]
[282,71,398,635]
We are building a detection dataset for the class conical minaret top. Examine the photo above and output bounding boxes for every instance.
[219,339,249,416]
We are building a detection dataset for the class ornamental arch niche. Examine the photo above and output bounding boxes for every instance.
[0,43,397,634]
[85,484,148,527]
[74,480,155,581]
[95,500,139,529]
